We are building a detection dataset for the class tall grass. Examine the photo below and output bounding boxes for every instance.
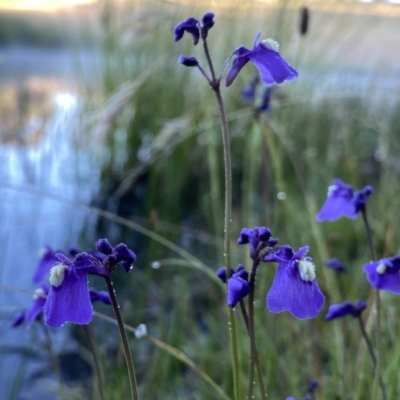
[88,0,400,398]
[3,0,400,398]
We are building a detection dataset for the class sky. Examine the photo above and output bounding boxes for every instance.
[0,0,95,11]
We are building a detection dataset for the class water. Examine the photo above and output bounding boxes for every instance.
[0,47,102,398]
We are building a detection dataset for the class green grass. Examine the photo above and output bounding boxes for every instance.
[86,1,400,399]
[5,0,400,399]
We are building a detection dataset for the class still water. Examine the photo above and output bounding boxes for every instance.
[0,47,102,399]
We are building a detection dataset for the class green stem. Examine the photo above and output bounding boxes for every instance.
[357,316,387,400]
[83,325,106,400]
[201,33,240,399]
[104,276,139,400]
[361,209,386,400]
[246,259,267,400]
[212,72,240,400]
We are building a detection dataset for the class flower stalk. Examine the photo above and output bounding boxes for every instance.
[104,276,139,400]
[83,324,106,400]
[361,209,386,400]
[208,48,241,400]
[246,257,267,400]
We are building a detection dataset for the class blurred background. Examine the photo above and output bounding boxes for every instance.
[0,0,400,399]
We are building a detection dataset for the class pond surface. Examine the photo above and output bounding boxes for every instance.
[0,47,102,399]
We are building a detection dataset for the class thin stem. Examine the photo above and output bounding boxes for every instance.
[202,35,240,397]
[246,258,267,400]
[83,324,106,400]
[202,37,217,82]
[239,299,249,331]
[361,209,376,261]
[361,209,386,400]
[104,276,139,400]
[196,64,212,85]
[238,301,266,400]
[357,316,387,400]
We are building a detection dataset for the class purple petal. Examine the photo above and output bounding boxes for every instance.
[44,269,92,328]
[316,179,357,222]
[201,12,214,29]
[216,266,228,283]
[11,312,25,327]
[25,296,46,326]
[96,238,113,255]
[173,17,200,45]
[74,252,109,277]
[178,56,199,67]
[226,47,251,87]
[89,289,112,305]
[263,244,294,263]
[324,258,346,273]
[292,246,309,260]
[33,247,58,284]
[249,42,298,86]
[267,262,325,319]
[363,259,400,293]
[325,300,366,320]
[227,276,250,307]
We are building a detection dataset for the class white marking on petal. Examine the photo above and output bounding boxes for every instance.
[135,323,147,338]
[376,263,386,275]
[262,38,279,52]
[33,288,46,299]
[49,263,68,287]
[327,185,337,197]
[298,259,316,282]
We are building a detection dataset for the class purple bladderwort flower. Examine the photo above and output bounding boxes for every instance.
[241,76,273,113]
[325,300,366,321]
[363,256,400,294]
[324,257,346,273]
[226,33,298,87]
[315,179,373,222]
[263,245,325,319]
[173,12,215,45]
[13,284,111,328]
[237,226,278,260]
[12,283,49,327]
[43,239,136,328]
[33,245,83,284]
[216,264,250,307]
[33,246,58,284]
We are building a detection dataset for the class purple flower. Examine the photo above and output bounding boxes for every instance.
[363,256,400,293]
[43,240,136,328]
[325,300,366,320]
[263,245,325,319]
[241,77,273,113]
[216,264,250,307]
[324,258,346,273]
[237,226,277,260]
[315,179,373,222]
[43,253,108,328]
[174,12,215,45]
[178,56,199,67]
[89,289,112,305]
[174,17,200,44]
[33,246,58,284]
[200,12,214,38]
[13,284,111,328]
[226,33,298,87]
[11,283,49,327]
[97,239,137,272]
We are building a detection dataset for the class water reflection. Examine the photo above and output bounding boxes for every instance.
[0,49,100,398]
